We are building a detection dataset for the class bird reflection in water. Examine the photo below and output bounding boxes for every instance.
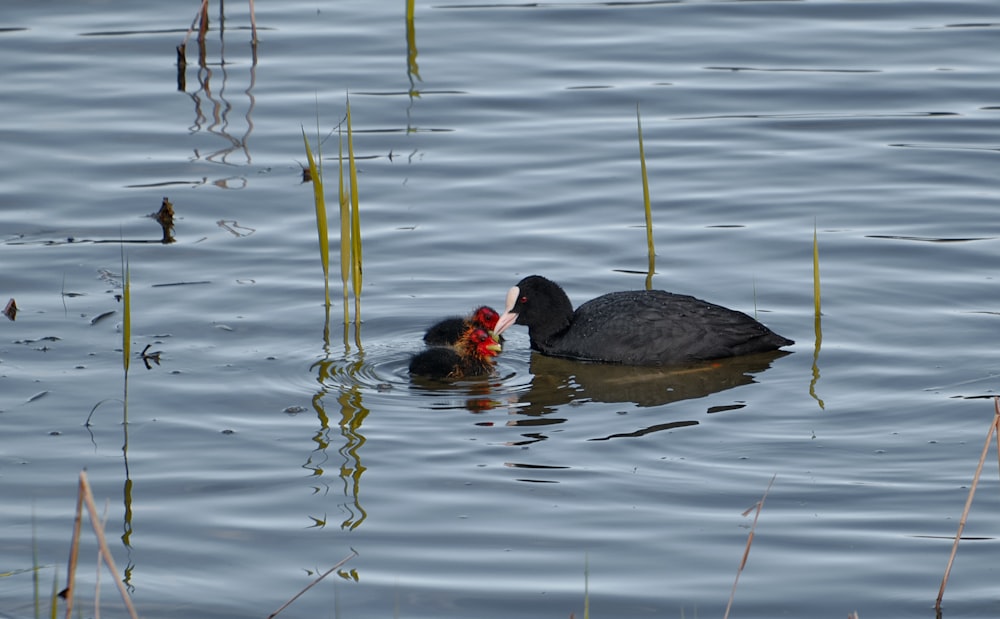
[504,350,790,439]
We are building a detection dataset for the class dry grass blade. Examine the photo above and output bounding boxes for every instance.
[724,474,776,619]
[81,473,139,619]
[935,397,1000,610]
[267,549,359,619]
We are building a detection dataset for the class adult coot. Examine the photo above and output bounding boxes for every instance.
[493,275,793,366]
[423,305,501,347]
[409,327,502,379]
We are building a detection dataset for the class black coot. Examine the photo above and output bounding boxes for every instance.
[409,327,502,379]
[493,275,793,366]
[422,305,501,346]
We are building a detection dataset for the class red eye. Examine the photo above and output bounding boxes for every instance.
[520,296,528,304]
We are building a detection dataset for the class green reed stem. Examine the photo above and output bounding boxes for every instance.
[812,221,821,317]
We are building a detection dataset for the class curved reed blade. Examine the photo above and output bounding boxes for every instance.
[302,129,331,308]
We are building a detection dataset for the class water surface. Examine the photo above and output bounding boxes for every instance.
[2,1,1000,617]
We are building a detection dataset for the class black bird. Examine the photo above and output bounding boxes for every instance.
[409,327,502,379]
[493,275,793,366]
[422,305,501,347]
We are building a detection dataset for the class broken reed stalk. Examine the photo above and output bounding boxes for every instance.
[636,104,655,290]
[302,128,331,308]
[935,397,1000,610]
[723,474,776,619]
[267,549,359,619]
[63,471,139,619]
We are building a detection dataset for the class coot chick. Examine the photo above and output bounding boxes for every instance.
[409,327,502,379]
[422,305,501,347]
[493,275,793,366]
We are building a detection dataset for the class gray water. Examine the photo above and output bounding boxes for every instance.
[2,1,1000,617]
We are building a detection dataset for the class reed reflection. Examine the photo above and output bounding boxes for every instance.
[405,0,421,130]
[310,347,369,530]
[176,1,258,167]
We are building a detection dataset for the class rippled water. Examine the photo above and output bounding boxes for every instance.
[3,0,1000,617]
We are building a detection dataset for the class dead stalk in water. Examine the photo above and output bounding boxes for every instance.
[63,471,139,619]
[935,396,1000,610]
[724,474,775,619]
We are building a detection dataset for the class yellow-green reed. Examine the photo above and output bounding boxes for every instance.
[302,128,331,308]
[637,104,655,289]
[338,126,350,325]
[346,96,363,324]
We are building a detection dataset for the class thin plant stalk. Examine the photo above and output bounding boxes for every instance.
[302,129,330,308]
[33,506,40,618]
[724,475,776,619]
[119,237,130,417]
[636,104,655,290]
[935,397,1000,610]
[812,221,821,317]
[122,262,130,411]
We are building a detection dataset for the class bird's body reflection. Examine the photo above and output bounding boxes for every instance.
[505,350,790,440]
